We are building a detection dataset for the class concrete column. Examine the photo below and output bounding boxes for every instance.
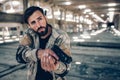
[113,14,120,31]
[118,15,120,31]
[58,9,63,29]
[60,9,63,20]
[64,9,67,30]
[23,0,28,12]
[51,6,55,28]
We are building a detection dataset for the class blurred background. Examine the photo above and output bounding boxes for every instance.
[0,0,120,80]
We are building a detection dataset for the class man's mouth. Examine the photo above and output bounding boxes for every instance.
[37,27,45,32]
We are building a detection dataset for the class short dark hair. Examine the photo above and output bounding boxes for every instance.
[23,6,44,24]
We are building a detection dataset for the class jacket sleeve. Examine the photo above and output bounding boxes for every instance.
[53,31,72,77]
[16,34,38,63]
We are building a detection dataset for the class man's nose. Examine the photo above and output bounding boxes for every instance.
[36,21,41,27]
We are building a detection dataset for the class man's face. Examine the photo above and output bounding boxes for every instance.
[28,10,48,36]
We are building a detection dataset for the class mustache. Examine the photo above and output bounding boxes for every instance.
[37,26,45,31]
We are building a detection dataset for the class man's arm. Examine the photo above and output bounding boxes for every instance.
[16,34,38,63]
[52,31,72,77]
[52,46,71,77]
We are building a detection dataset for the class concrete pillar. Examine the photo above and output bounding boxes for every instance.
[58,9,64,30]
[64,9,67,31]
[23,0,28,12]
[118,15,120,31]
[51,6,55,28]
[113,14,120,31]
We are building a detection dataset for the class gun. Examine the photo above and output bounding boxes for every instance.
[51,44,72,64]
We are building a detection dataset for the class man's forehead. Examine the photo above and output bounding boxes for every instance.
[28,11,43,21]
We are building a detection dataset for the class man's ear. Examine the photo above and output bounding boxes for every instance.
[24,24,30,29]
[27,24,31,28]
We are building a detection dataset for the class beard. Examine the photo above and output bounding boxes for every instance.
[37,25,48,36]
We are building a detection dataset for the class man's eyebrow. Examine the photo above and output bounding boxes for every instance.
[37,16,42,19]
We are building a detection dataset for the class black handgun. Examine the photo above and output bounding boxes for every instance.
[51,45,72,64]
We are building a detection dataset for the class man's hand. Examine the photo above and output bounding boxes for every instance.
[37,49,59,71]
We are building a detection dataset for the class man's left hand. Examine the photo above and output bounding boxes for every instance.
[40,49,59,72]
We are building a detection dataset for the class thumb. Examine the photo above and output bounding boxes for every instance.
[50,50,59,60]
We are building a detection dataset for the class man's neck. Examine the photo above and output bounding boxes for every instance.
[41,26,52,39]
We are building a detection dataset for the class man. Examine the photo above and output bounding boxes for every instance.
[16,6,72,80]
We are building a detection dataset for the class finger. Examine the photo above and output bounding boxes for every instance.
[48,56,54,71]
[41,51,49,70]
[49,56,57,70]
[45,56,50,71]
[43,56,54,71]
[43,55,52,71]
[46,49,58,59]
[41,56,48,71]
[50,56,57,65]
[45,57,51,71]
[40,57,45,70]
[41,62,45,71]
[49,50,59,60]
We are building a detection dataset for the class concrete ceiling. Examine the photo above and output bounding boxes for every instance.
[0,0,120,22]
[47,0,120,21]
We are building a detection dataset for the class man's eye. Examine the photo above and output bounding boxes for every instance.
[38,17,42,21]
[31,21,36,25]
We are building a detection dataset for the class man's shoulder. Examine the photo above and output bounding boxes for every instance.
[25,28,35,34]
[53,28,67,35]
[52,28,70,42]
[25,28,37,37]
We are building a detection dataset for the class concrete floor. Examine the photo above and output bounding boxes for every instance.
[0,29,120,80]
